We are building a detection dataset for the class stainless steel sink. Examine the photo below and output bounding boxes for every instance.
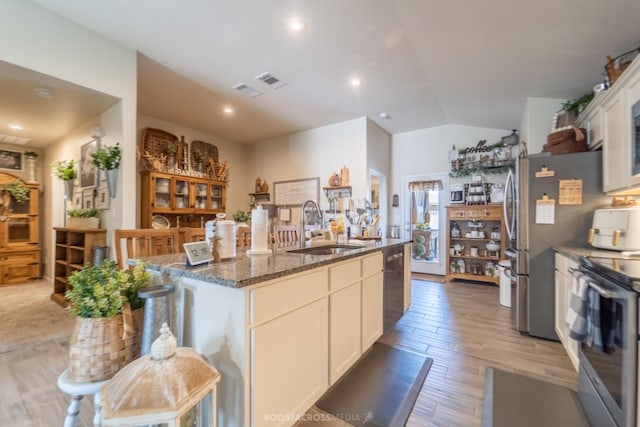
[287,244,363,255]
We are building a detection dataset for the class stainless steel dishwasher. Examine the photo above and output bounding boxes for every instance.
[383,245,405,332]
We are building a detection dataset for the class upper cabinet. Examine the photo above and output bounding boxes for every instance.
[579,54,640,193]
[140,171,226,228]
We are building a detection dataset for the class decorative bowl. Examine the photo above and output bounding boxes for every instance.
[486,241,500,252]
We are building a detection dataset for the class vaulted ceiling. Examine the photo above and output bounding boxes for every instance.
[4,0,640,147]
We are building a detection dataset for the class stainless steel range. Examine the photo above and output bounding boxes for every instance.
[577,255,639,427]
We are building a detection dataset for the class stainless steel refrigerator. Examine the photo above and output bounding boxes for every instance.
[504,150,609,340]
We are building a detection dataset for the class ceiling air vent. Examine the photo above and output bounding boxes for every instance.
[232,83,262,98]
[0,134,30,145]
[255,72,287,89]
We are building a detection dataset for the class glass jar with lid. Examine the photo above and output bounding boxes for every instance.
[451,222,461,238]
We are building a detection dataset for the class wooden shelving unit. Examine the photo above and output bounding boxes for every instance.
[445,205,506,285]
[51,228,106,307]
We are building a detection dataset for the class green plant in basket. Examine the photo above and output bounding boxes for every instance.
[66,260,149,318]
[67,208,99,218]
[119,262,150,311]
[66,261,125,318]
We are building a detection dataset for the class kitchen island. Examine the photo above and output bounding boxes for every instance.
[140,239,411,427]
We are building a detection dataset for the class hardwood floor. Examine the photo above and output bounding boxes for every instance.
[0,277,576,427]
[381,278,577,427]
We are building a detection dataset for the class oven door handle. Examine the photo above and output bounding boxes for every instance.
[569,267,624,299]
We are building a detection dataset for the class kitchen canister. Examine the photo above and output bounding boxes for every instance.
[215,220,237,259]
[247,206,272,255]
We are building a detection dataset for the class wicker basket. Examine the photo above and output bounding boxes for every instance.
[68,312,141,382]
[605,47,640,86]
[544,127,587,155]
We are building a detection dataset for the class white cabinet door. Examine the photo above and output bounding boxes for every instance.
[251,298,328,427]
[603,91,629,192]
[588,106,604,149]
[329,282,362,385]
[361,272,383,351]
[554,268,567,346]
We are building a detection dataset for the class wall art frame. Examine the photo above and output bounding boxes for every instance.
[273,177,320,206]
[79,139,99,188]
[0,148,23,171]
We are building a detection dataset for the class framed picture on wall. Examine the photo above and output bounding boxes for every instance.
[80,139,99,188]
[95,185,110,210]
[0,148,23,171]
[82,188,95,209]
[73,190,83,210]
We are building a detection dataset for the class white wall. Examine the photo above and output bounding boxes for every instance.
[0,1,137,277]
[520,97,565,154]
[138,114,248,216]
[366,119,391,234]
[390,124,510,227]
[246,117,367,225]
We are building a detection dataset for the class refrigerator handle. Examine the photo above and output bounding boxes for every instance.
[504,169,514,241]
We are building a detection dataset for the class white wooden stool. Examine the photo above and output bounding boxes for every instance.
[57,369,109,427]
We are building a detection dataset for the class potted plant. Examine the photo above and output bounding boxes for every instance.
[0,179,30,216]
[91,143,121,198]
[50,159,75,181]
[66,260,149,382]
[192,147,205,173]
[51,159,75,197]
[1,180,30,203]
[165,141,177,171]
[67,208,100,229]
[232,209,250,228]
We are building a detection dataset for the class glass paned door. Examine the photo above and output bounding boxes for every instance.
[404,173,448,275]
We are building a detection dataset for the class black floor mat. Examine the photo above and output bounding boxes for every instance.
[316,343,432,427]
[482,368,590,427]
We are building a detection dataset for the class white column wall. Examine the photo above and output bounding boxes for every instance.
[0,1,137,278]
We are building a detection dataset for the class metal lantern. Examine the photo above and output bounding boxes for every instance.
[101,323,220,427]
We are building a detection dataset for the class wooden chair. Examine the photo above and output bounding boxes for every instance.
[274,225,299,248]
[176,227,207,250]
[114,228,179,269]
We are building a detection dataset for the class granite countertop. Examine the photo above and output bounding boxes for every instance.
[141,238,411,289]
[554,246,630,262]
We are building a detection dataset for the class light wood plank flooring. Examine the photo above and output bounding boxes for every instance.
[0,277,576,427]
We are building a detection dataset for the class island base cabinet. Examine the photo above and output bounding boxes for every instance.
[251,298,328,427]
[329,283,362,385]
[361,272,383,351]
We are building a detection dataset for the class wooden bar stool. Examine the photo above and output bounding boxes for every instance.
[57,369,109,427]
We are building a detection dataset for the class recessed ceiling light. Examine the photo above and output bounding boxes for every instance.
[223,106,234,114]
[350,78,361,88]
[288,18,305,32]
[379,112,392,119]
[8,123,24,131]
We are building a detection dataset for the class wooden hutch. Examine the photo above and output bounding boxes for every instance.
[0,172,40,285]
